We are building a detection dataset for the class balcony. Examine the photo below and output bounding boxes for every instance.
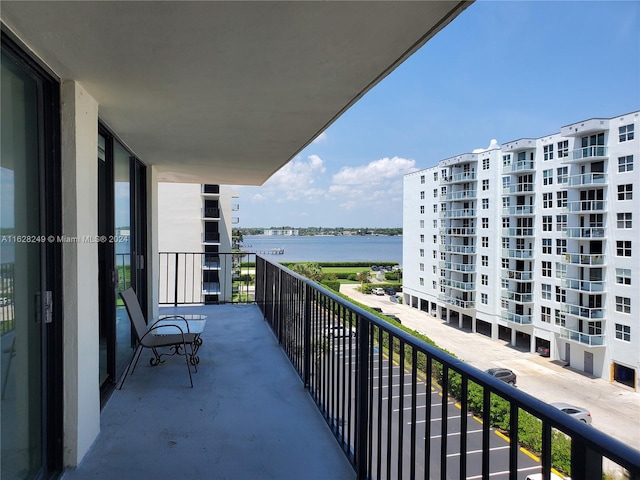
[440,189,477,201]
[440,208,476,218]
[562,302,605,320]
[438,244,476,254]
[502,205,535,216]
[437,293,475,309]
[563,227,605,239]
[566,172,608,187]
[502,270,534,281]
[441,171,476,183]
[559,326,606,346]
[562,278,606,293]
[566,145,608,162]
[202,232,221,244]
[501,311,533,325]
[439,227,476,236]
[503,159,536,173]
[562,253,606,266]
[502,183,535,194]
[502,248,535,259]
[563,200,607,213]
[62,256,640,480]
[438,261,476,272]
[201,207,221,219]
[501,290,534,304]
[502,227,535,237]
[439,278,476,291]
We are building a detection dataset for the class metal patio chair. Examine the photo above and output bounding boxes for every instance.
[119,288,196,389]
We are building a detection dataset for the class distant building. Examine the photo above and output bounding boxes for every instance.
[403,111,639,389]
[158,183,239,303]
[264,228,299,236]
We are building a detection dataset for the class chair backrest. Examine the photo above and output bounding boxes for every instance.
[119,288,148,340]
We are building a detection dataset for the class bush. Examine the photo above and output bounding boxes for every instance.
[321,280,341,292]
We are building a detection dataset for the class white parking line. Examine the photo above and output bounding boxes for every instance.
[446,445,509,457]
[413,414,462,424]
[466,465,540,479]
[427,428,483,439]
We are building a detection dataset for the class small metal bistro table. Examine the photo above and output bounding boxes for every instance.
[153,314,207,365]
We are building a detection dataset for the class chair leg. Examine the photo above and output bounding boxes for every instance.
[182,340,193,388]
[119,345,143,390]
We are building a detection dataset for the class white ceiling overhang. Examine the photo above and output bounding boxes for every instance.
[1,1,471,185]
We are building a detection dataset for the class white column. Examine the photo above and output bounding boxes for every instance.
[60,80,100,467]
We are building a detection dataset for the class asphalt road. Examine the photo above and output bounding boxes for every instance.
[339,284,640,455]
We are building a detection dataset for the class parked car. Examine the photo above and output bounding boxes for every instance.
[371,287,385,295]
[382,313,401,324]
[485,367,517,386]
[550,402,592,424]
[325,325,355,338]
[384,287,396,295]
[389,294,400,303]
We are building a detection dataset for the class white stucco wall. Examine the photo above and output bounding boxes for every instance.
[158,183,203,252]
[60,80,100,467]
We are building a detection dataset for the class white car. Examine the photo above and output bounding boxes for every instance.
[371,287,385,295]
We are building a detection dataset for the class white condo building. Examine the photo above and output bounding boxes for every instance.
[403,111,639,389]
[158,183,238,304]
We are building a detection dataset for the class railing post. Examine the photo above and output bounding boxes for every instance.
[303,283,311,389]
[355,315,369,479]
[173,253,179,307]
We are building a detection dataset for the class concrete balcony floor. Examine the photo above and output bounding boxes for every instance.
[62,304,355,480]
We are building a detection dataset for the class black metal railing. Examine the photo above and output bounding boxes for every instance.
[254,256,640,480]
[158,252,256,305]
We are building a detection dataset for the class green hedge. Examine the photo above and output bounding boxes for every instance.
[321,280,341,292]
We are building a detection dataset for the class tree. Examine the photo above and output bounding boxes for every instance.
[290,262,324,282]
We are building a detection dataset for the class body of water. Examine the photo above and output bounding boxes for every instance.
[241,234,402,264]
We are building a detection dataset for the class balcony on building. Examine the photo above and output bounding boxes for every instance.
[562,277,606,293]
[201,207,221,219]
[438,260,476,272]
[566,172,608,187]
[563,200,607,213]
[438,243,476,254]
[502,159,536,173]
[562,252,606,266]
[564,145,608,163]
[501,310,533,325]
[502,182,535,194]
[502,205,535,216]
[559,326,606,347]
[439,226,476,236]
[202,282,221,295]
[562,302,605,320]
[201,184,220,195]
[501,269,534,281]
[437,293,475,309]
[440,188,477,201]
[439,277,476,291]
[440,208,476,218]
[502,227,535,237]
[501,290,534,304]
[202,232,221,244]
[502,248,535,259]
[563,227,606,239]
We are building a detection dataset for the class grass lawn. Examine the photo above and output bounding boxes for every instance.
[322,266,370,275]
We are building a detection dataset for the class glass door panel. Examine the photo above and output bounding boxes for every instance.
[1,51,43,480]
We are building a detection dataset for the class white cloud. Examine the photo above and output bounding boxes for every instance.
[312,131,328,143]
[332,156,417,185]
[252,193,266,202]
[266,154,325,190]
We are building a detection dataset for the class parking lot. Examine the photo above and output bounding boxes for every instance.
[340,284,640,452]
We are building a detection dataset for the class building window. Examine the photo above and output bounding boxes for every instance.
[419,249,424,257]
[419,277,424,286]
[420,205,425,214]
[555,287,566,303]
[420,191,425,200]
[617,240,632,257]
[544,144,554,160]
[543,169,553,185]
[419,263,424,271]
[481,255,488,267]
[432,281,437,290]
[433,235,437,244]
[482,217,489,228]
[482,179,489,191]
[542,216,552,231]
[542,284,551,300]
[431,220,436,228]
[420,175,425,184]
[481,293,488,305]
[481,274,488,286]
[433,250,437,259]
[482,198,489,209]
[557,190,567,208]
[541,306,551,323]
[482,158,490,170]
[616,268,631,285]
[502,217,510,228]
[556,262,566,279]
[557,140,569,158]
[441,186,447,197]
[616,296,631,314]
[617,212,632,229]
[618,184,633,200]
[502,154,511,167]
[542,261,551,277]
[556,239,567,255]
[556,214,567,232]
[543,192,553,208]
[542,238,552,254]
[481,236,488,248]
[501,258,509,269]
[557,166,568,184]
[420,220,425,228]
[618,155,634,172]
[420,234,425,243]
[433,189,438,198]
[433,172,438,181]
[615,324,631,341]
[433,204,438,213]
[619,124,635,142]
[555,309,566,326]
[439,251,445,261]
[432,265,437,274]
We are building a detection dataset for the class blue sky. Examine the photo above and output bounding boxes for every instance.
[236,0,640,229]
